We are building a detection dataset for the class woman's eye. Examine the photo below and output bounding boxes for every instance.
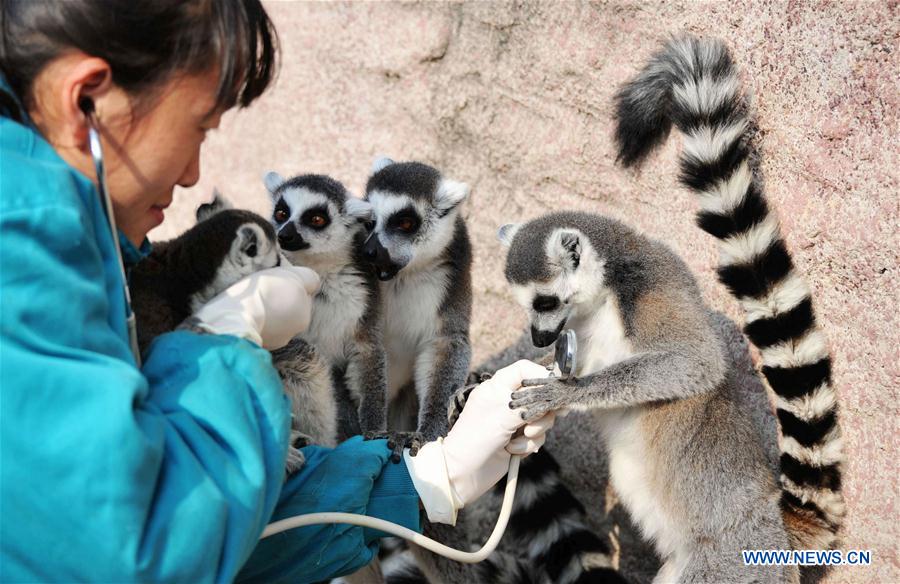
[274,210,288,223]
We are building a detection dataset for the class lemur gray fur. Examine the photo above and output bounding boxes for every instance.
[264,171,388,442]
[497,36,842,583]
[129,195,336,473]
[359,158,473,460]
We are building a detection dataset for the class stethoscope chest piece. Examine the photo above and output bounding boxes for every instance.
[551,329,577,381]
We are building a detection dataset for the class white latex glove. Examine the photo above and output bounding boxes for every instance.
[403,360,554,525]
[193,266,320,350]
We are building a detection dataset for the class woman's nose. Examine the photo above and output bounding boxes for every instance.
[177,150,201,188]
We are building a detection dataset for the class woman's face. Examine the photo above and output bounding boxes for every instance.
[100,71,223,245]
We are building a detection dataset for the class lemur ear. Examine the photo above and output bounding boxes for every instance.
[196,188,231,223]
[548,228,582,272]
[263,171,285,196]
[236,225,260,258]
[434,178,470,213]
[497,223,522,247]
[344,196,373,222]
[371,156,394,175]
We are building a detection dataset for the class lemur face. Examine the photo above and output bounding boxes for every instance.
[362,158,469,281]
[500,222,593,348]
[264,172,371,266]
[187,194,281,311]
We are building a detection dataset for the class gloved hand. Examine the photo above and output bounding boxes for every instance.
[193,266,320,350]
[403,360,554,525]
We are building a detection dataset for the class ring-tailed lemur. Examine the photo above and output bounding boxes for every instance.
[130,195,336,472]
[501,36,842,583]
[396,307,781,584]
[359,158,473,460]
[264,172,388,441]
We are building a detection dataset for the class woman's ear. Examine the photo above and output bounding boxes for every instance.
[60,56,114,150]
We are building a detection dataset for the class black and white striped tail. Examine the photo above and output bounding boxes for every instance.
[495,450,627,584]
[614,35,844,549]
[383,549,430,584]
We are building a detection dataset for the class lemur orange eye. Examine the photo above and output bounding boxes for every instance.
[398,218,414,232]
[309,215,326,227]
[274,209,288,223]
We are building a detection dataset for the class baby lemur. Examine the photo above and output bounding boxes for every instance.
[360,158,473,459]
[130,195,336,472]
[264,172,387,442]
[501,37,843,583]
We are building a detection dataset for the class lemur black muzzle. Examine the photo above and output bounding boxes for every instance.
[362,235,401,281]
[277,223,310,252]
[531,319,567,348]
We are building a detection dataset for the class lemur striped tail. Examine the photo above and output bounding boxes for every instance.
[383,549,429,584]
[613,36,844,549]
[495,450,627,584]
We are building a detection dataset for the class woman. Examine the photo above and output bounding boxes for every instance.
[0,1,554,582]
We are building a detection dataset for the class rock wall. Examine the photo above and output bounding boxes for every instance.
[152,2,898,581]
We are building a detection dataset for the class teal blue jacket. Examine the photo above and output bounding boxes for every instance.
[0,83,420,583]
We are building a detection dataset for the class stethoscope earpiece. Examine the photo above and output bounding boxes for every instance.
[78,96,95,116]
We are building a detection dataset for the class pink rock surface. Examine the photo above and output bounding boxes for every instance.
[152,2,898,581]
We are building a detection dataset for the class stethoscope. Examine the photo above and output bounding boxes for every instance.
[80,98,142,368]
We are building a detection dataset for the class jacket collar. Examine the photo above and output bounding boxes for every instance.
[120,232,153,267]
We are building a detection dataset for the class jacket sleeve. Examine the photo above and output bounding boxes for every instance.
[0,203,292,583]
[238,437,422,584]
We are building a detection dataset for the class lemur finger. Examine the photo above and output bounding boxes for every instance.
[285,447,306,475]
[447,383,478,429]
[520,377,550,388]
[509,387,543,406]
[363,430,389,441]
[521,405,552,422]
[509,398,553,421]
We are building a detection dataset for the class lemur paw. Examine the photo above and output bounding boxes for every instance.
[284,430,314,476]
[447,383,479,430]
[465,370,494,386]
[363,430,426,463]
[448,373,494,429]
[510,378,572,421]
[285,446,306,476]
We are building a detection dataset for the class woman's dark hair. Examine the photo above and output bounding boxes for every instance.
[0,0,278,116]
